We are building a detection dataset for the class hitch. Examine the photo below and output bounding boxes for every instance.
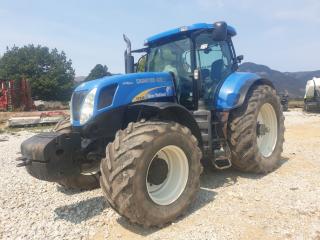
[16,156,31,167]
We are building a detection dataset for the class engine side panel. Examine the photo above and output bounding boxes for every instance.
[72,72,175,126]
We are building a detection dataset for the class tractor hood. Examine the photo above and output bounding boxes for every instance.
[72,72,175,126]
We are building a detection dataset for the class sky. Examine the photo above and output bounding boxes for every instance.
[0,0,319,76]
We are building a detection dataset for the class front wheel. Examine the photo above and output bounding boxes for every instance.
[228,84,285,173]
[53,117,100,190]
[100,121,202,227]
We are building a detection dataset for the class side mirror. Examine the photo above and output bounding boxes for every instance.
[236,55,244,63]
[212,21,228,41]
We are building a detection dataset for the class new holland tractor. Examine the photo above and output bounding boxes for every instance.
[18,22,284,227]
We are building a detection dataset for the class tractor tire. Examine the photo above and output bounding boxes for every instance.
[100,120,202,227]
[228,84,285,173]
[53,117,100,190]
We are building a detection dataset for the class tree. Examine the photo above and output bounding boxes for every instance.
[85,64,111,81]
[0,45,75,101]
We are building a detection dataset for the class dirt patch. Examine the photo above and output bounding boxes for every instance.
[93,109,320,240]
[1,109,320,240]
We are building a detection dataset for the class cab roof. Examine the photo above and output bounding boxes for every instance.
[145,22,236,46]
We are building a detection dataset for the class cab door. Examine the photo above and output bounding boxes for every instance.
[195,33,234,108]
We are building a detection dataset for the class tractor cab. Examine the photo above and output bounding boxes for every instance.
[126,22,241,110]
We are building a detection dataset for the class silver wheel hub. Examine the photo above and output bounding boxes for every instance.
[146,145,189,206]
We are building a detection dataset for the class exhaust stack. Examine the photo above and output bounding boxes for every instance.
[123,34,134,73]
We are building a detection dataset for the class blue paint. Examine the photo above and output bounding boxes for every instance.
[72,72,175,126]
[215,72,261,110]
[145,23,236,46]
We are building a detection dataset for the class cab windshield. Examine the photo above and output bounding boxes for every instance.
[146,38,192,75]
[146,38,194,108]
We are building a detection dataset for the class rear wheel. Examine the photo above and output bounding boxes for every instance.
[54,117,100,190]
[228,84,285,173]
[100,121,202,227]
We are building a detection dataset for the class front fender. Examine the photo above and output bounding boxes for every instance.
[128,102,203,147]
[215,72,274,111]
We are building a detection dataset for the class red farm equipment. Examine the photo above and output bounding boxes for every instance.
[0,80,9,110]
[0,79,34,111]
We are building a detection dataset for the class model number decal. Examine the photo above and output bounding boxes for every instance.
[136,78,165,84]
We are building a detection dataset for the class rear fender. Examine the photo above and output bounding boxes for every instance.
[215,72,275,111]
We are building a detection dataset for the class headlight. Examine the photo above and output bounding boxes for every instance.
[80,88,97,124]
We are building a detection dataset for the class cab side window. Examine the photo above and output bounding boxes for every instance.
[195,33,233,106]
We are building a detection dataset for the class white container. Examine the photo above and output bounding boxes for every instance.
[305,77,320,99]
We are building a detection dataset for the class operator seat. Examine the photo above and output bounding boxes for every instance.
[200,69,210,80]
[162,48,179,86]
[202,59,224,105]
[210,59,224,82]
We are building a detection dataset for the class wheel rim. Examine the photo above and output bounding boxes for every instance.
[146,145,189,206]
[256,103,278,157]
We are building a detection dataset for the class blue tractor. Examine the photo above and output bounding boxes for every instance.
[19,22,284,227]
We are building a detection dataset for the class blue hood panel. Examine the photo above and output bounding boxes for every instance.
[73,72,175,126]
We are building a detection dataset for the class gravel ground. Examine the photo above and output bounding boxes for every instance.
[1,109,320,240]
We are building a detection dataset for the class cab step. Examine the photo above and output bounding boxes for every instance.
[213,157,232,170]
[212,146,232,170]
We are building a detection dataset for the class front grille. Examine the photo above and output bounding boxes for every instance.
[71,91,88,121]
